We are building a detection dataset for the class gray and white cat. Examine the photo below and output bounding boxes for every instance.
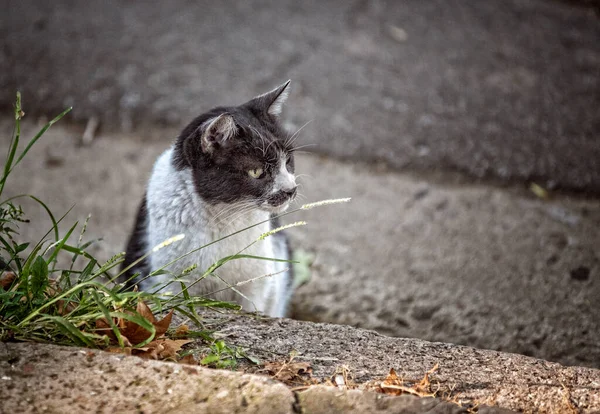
[121,81,298,317]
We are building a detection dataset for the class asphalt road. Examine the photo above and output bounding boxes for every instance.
[1,0,599,192]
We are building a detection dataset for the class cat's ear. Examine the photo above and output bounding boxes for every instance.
[246,80,291,117]
[200,113,237,154]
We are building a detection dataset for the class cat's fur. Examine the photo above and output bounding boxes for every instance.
[121,81,298,317]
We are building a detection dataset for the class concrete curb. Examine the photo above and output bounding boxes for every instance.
[1,341,490,414]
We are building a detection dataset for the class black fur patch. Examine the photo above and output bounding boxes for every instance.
[120,193,150,287]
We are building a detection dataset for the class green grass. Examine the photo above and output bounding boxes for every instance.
[0,92,349,366]
[0,93,239,352]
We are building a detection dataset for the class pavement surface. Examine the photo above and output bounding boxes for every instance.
[2,120,599,371]
[3,314,600,413]
[1,0,599,192]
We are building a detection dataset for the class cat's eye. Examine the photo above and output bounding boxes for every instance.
[248,167,265,179]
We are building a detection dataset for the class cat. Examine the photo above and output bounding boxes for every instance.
[120,81,298,317]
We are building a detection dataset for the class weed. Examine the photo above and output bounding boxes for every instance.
[0,93,230,349]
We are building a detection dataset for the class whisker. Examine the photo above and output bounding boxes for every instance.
[225,205,259,228]
[289,143,317,152]
[209,200,256,227]
[285,119,313,149]
[292,150,313,155]
[294,193,307,204]
[249,125,268,157]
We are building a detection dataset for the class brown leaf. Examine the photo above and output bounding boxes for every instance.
[262,361,313,383]
[95,318,118,342]
[57,299,77,316]
[132,343,160,360]
[121,320,154,345]
[383,368,401,386]
[136,300,157,324]
[106,347,132,356]
[375,366,438,398]
[175,324,190,336]
[158,338,192,359]
[178,354,197,365]
[153,309,174,337]
[130,339,192,360]
[95,301,175,347]
[414,363,438,394]
[122,308,173,345]
[0,271,16,290]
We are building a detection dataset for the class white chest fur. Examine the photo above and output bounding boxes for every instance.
[141,148,291,317]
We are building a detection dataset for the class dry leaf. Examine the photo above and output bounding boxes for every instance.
[106,346,132,356]
[414,363,438,394]
[153,310,173,337]
[136,301,157,323]
[95,318,126,345]
[95,301,173,346]
[178,354,198,365]
[373,365,438,398]
[175,324,190,336]
[57,299,77,316]
[1,271,16,290]
[95,301,195,363]
[131,339,193,360]
[262,361,313,383]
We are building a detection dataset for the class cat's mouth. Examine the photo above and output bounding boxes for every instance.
[261,189,297,213]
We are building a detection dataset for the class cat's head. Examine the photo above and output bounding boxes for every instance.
[173,81,298,213]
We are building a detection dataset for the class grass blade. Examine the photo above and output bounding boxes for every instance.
[91,290,126,348]
[47,221,78,266]
[28,195,60,242]
[14,106,72,166]
[0,93,22,197]
[41,315,95,347]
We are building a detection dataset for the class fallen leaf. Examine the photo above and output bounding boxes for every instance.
[95,318,125,345]
[136,300,156,323]
[178,354,198,365]
[175,324,190,336]
[414,363,438,394]
[57,299,77,316]
[131,339,193,360]
[262,361,313,383]
[371,365,438,398]
[153,310,173,337]
[95,301,173,346]
[106,346,132,356]
[0,271,16,290]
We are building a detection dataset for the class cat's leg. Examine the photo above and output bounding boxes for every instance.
[238,283,269,314]
[266,270,292,317]
[265,233,293,317]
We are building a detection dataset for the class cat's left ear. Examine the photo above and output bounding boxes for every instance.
[200,113,237,154]
[246,80,291,117]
